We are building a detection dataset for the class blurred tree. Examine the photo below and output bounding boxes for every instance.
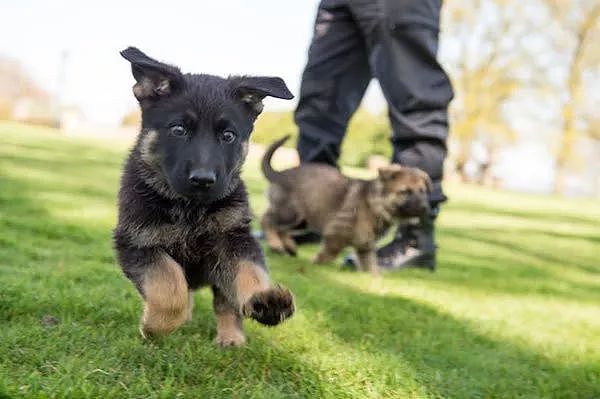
[339,108,391,167]
[252,108,391,168]
[442,0,546,182]
[121,109,141,127]
[584,115,600,141]
[0,56,49,120]
[252,110,295,147]
[545,0,600,194]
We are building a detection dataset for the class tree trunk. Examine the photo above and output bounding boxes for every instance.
[554,3,600,194]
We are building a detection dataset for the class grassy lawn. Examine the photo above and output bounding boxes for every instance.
[1,121,599,398]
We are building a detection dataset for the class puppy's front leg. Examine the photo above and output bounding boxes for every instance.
[314,235,345,264]
[211,233,294,343]
[356,247,380,275]
[212,286,245,347]
[138,251,189,338]
[234,260,294,326]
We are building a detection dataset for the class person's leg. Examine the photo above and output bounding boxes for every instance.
[295,0,373,166]
[372,0,452,203]
[357,0,453,270]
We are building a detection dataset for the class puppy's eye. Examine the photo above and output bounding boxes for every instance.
[170,125,187,137]
[221,130,236,144]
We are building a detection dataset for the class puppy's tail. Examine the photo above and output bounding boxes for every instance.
[261,135,290,184]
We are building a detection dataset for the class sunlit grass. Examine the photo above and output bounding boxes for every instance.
[0,121,599,398]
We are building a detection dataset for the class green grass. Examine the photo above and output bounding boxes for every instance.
[1,121,599,399]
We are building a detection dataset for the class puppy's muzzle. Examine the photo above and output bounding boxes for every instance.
[399,194,429,216]
[189,169,216,189]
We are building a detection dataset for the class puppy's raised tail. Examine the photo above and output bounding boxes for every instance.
[262,135,290,184]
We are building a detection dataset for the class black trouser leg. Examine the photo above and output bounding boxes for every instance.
[367,0,454,206]
[295,0,372,166]
[360,0,452,268]
[296,0,453,203]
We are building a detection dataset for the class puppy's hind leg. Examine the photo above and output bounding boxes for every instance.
[261,211,287,254]
[281,233,297,257]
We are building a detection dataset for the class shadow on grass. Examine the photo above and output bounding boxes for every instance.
[0,135,124,205]
[0,172,361,397]
[288,269,600,399]
[2,134,598,397]
[444,227,598,275]
[447,201,599,227]
[384,225,600,305]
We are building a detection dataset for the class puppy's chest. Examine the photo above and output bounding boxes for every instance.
[162,204,249,258]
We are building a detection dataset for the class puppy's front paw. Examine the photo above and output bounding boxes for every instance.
[284,246,297,257]
[268,246,287,255]
[243,286,294,326]
[313,251,334,264]
[214,331,246,347]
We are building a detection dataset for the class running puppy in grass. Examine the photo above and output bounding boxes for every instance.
[114,47,295,347]
[261,136,431,275]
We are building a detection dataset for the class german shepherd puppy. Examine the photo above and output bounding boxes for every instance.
[114,47,295,346]
[261,136,431,274]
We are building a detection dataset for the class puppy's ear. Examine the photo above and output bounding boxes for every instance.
[419,170,433,193]
[377,164,404,182]
[120,47,183,102]
[231,76,294,114]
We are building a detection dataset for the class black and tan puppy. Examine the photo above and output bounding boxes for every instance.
[261,136,432,274]
[113,47,295,346]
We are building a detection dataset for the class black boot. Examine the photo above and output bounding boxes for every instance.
[376,208,438,271]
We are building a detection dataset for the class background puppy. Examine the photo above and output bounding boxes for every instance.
[113,47,295,347]
[261,136,431,274]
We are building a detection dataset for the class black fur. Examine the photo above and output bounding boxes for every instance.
[243,286,295,326]
[113,47,294,339]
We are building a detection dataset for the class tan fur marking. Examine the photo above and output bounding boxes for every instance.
[133,78,170,100]
[241,141,249,159]
[132,78,154,100]
[155,79,170,95]
[140,253,189,337]
[235,261,270,309]
[241,94,264,114]
[214,313,246,347]
[140,130,159,164]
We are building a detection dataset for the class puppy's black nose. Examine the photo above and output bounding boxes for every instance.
[189,169,216,188]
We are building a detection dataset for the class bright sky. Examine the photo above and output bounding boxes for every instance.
[3,1,597,195]
[1,0,386,125]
